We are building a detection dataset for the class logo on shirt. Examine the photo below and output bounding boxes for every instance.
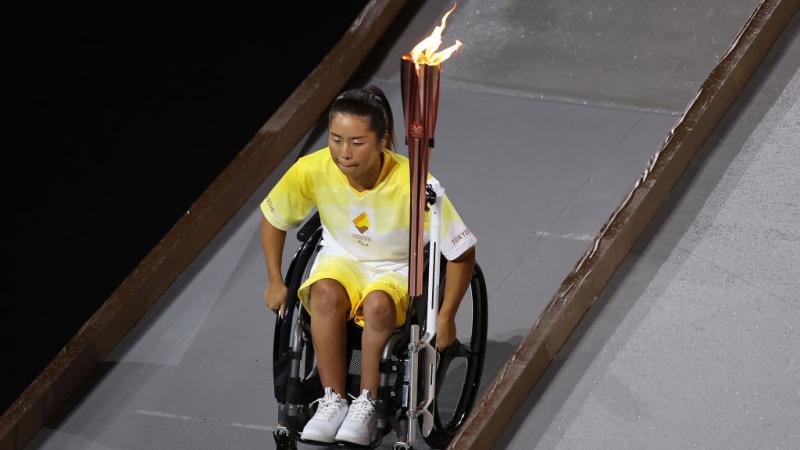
[350,208,374,247]
[352,212,370,234]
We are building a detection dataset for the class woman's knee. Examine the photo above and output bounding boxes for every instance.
[361,292,396,327]
[310,279,349,317]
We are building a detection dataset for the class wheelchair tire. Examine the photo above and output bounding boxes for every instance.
[422,261,488,449]
[273,229,323,407]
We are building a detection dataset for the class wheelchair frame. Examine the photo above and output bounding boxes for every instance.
[272,182,487,449]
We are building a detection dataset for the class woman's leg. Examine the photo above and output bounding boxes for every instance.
[359,291,396,394]
[309,278,350,396]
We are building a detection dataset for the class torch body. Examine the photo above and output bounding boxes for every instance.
[400,58,444,443]
[401,59,440,298]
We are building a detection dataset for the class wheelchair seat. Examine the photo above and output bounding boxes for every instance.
[272,212,487,449]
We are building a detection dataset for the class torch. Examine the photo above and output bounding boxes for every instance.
[399,4,462,443]
[402,4,462,299]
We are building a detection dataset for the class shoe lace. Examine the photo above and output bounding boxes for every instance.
[310,392,343,419]
[347,392,376,422]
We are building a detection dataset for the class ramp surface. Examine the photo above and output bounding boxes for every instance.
[25,1,769,448]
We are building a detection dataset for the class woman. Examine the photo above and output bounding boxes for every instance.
[260,85,476,445]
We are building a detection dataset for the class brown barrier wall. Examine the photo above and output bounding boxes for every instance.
[448,0,800,448]
[0,1,407,449]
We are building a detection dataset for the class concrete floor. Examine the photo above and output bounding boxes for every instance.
[25,1,781,449]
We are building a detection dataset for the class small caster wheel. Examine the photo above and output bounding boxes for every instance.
[273,429,297,450]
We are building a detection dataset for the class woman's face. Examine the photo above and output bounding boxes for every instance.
[328,113,385,189]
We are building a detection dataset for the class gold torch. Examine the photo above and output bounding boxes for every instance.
[402,4,462,298]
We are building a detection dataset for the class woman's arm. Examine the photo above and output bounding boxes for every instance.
[261,216,288,313]
[437,246,476,350]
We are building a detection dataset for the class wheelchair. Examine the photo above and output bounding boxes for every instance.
[272,207,487,449]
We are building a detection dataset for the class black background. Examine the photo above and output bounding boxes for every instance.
[3,2,368,413]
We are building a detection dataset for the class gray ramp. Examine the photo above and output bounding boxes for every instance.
[27,0,765,448]
[499,13,800,450]
[373,0,762,113]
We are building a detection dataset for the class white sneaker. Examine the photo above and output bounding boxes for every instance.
[300,387,348,443]
[335,389,377,446]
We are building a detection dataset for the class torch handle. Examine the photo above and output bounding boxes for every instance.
[407,136,427,298]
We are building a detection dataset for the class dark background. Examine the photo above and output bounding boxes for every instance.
[2,2,368,413]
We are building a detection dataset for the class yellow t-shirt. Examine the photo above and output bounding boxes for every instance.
[261,148,476,268]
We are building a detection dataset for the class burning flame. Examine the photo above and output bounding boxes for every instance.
[406,3,463,66]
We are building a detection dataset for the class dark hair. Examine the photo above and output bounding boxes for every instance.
[329,85,396,150]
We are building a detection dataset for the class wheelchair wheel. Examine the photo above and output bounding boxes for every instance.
[421,260,488,449]
[273,228,323,428]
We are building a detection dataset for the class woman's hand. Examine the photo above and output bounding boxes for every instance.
[261,217,288,316]
[264,280,288,316]
[436,316,457,351]
[438,248,474,351]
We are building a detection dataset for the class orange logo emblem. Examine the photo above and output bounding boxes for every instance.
[352,212,370,234]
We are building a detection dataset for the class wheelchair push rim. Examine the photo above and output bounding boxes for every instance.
[419,261,488,447]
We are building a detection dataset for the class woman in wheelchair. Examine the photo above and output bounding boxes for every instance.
[260,85,477,447]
